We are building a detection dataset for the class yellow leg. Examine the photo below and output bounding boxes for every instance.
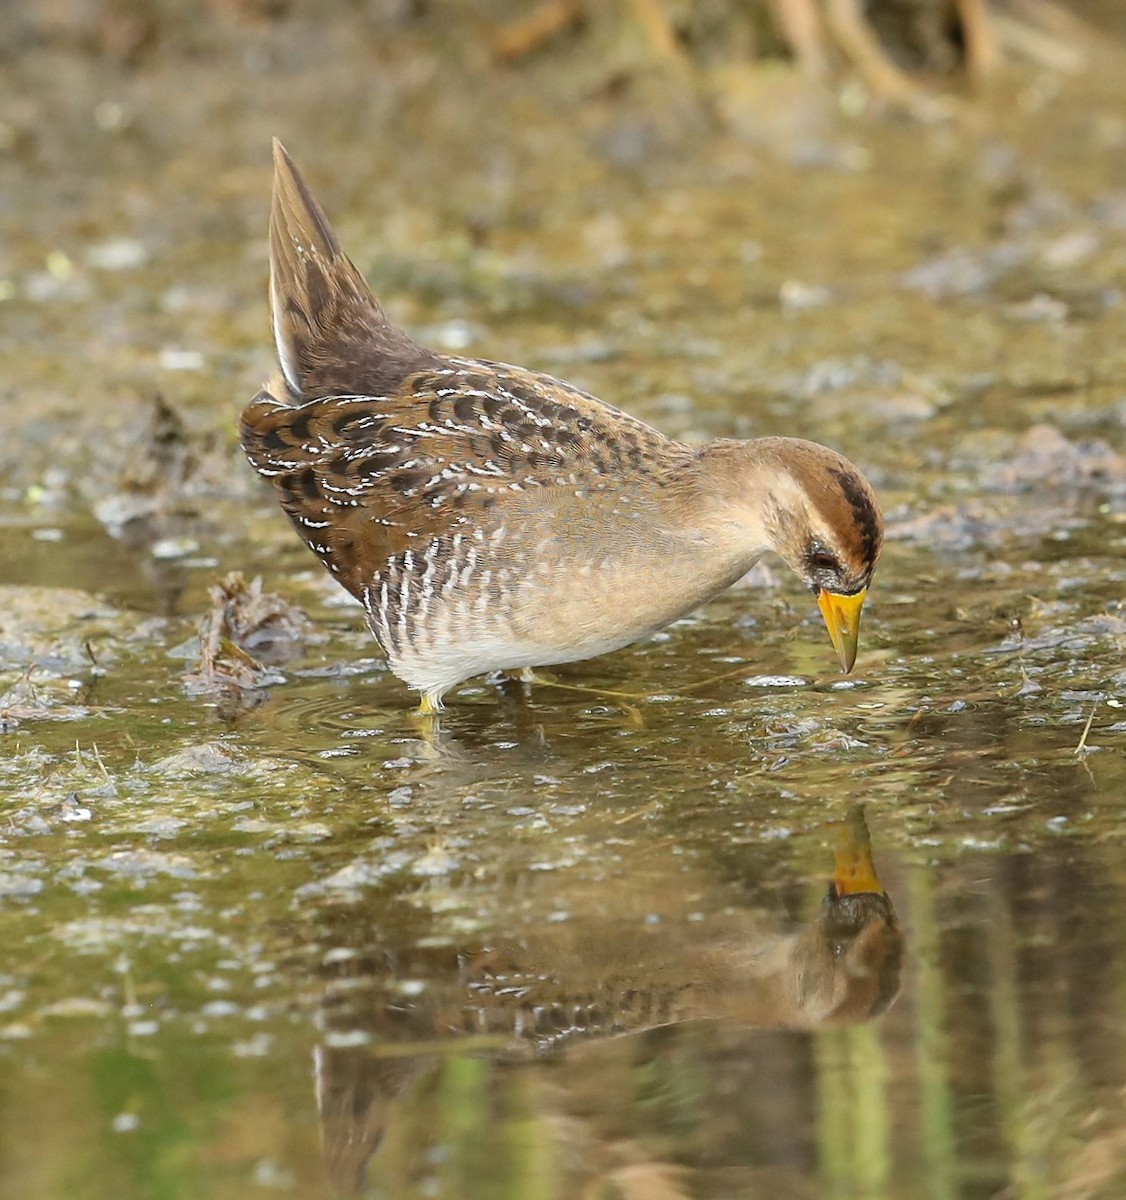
[520,670,646,727]
[409,691,460,756]
[531,661,762,700]
[521,670,646,703]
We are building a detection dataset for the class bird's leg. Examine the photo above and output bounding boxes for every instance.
[408,693,467,757]
[518,670,646,726]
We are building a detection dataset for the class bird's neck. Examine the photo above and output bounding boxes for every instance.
[672,438,782,559]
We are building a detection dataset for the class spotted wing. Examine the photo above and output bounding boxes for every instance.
[239,358,683,607]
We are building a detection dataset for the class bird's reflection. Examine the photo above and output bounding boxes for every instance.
[313,807,902,1196]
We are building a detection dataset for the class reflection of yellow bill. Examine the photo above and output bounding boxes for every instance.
[818,587,867,674]
[832,807,884,896]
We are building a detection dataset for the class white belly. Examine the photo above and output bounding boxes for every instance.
[382,543,763,698]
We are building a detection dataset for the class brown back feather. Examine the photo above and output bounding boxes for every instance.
[239,361,682,601]
[244,146,695,625]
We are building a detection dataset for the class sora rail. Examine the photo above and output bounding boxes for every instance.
[241,142,884,714]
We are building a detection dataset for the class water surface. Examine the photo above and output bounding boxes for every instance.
[2,8,1126,1197]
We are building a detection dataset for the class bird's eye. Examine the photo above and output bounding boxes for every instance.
[810,550,838,571]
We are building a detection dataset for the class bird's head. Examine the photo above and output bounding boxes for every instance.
[757,439,883,672]
[698,436,883,672]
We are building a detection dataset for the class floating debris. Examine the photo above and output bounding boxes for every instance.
[183,573,310,698]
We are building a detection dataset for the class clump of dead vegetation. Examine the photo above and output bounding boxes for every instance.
[183,572,310,698]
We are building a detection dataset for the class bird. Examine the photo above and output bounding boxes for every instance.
[314,805,900,1193]
[240,140,884,714]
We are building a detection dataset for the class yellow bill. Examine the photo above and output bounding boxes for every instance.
[818,587,867,674]
[831,807,884,896]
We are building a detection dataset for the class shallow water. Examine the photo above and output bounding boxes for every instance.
[3,5,1126,1198]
